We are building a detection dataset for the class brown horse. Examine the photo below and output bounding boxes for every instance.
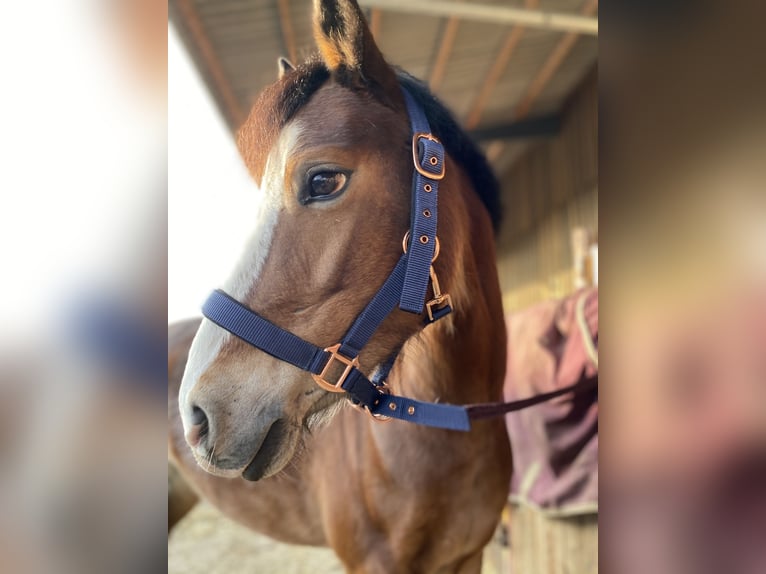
[169,0,511,571]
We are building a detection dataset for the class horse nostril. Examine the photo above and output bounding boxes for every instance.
[191,405,207,426]
[186,405,209,447]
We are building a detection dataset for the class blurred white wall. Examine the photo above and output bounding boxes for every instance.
[0,2,166,339]
[168,24,262,323]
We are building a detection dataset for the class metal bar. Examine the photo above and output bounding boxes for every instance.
[357,0,598,35]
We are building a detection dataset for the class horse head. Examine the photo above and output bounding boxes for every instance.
[179,0,500,481]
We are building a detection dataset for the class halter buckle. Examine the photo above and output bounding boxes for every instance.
[412,133,445,180]
[312,344,360,393]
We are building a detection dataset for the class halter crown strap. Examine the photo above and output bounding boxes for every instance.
[399,88,445,314]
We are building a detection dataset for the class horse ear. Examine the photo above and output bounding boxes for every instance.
[277,57,295,79]
[312,0,401,105]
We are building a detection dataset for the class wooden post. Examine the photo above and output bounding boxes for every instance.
[571,227,590,289]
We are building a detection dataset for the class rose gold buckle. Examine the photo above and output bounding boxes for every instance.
[348,384,392,422]
[412,133,445,180]
[311,344,359,393]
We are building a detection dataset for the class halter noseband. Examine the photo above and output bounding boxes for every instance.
[201,86,595,432]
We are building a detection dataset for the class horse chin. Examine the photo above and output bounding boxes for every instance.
[192,454,246,479]
[240,397,344,481]
[242,419,299,481]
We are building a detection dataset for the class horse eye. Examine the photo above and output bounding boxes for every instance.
[309,172,347,199]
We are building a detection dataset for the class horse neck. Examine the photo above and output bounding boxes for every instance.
[393,167,507,405]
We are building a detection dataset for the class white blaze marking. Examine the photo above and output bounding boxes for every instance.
[179,122,302,428]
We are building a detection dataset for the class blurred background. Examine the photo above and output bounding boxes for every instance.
[168,23,262,323]
[0,1,167,573]
[0,0,762,573]
[600,2,766,572]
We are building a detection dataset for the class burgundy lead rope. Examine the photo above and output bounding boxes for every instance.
[465,375,598,420]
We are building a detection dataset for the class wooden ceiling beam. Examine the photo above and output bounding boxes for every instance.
[173,0,246,130]
[277,0,298,63]
[513,0,598,119]
[464,25,526,130]
[357,0,597,35]
[428,17,460,92]
[464,0,539,130]
[369,8,382,39]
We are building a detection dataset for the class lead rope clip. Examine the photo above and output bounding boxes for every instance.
[425,264,452,322]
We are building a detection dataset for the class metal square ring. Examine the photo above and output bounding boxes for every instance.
[311,344,360,392]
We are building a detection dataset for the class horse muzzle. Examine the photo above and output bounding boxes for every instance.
[183,396,293,480]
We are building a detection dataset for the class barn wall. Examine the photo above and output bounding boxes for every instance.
[491,67,599,573]
[508,504,599,574]
[495,67,598,311]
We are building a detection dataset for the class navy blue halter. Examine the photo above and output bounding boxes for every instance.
[201,86,593,431]
[203,87,470,430]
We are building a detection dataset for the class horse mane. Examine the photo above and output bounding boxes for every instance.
[274,58,502,231]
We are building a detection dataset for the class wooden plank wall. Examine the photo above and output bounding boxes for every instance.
[491,67,598,573]
[508,504,598,574]
[495,66,597,312]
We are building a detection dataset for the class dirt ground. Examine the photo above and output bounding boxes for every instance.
[168,502,508,574]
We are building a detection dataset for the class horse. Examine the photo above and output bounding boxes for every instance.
[168,0,512,571]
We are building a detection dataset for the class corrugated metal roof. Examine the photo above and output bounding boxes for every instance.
[169,0,596,177]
